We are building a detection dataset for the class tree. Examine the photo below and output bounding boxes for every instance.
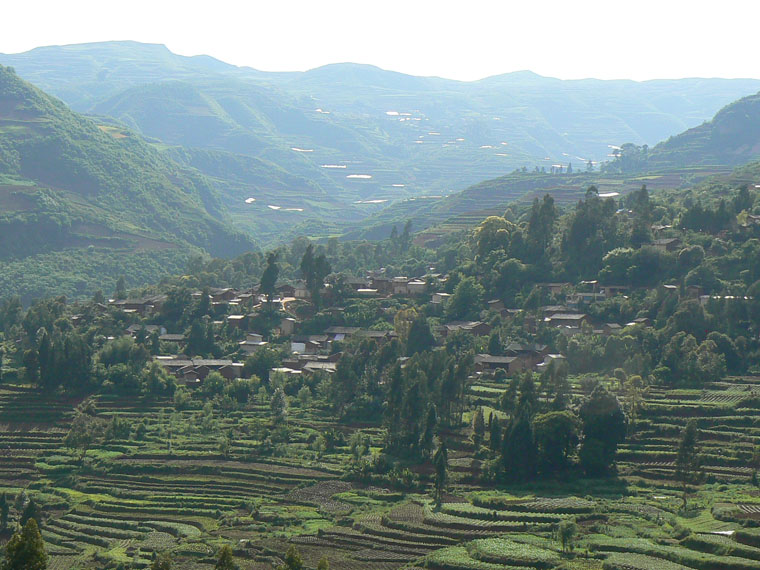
[150,553,172,570]
[489,416,502,451]
[406,314,436,356]
[579,386,626,476]
[277,546,303,570]
[271,387,288,424]
[502,410,537,482]
[675,419,702,508]
[260,252,279,308]
[432,440,448,509]
[471,407,485,448]
[0,492,8,530]
[317,557,329,570]
[214,545,238,570]
[3,518,47,570]
[558,519,578,553]
[446,277,485,321]
[64,399,105,464]
[114,276,127,301]
[20,497,41,527]
[533,411,579,476]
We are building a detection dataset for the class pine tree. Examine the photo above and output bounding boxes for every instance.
[432,440,448,508]
[4,518,47,570]
[20,497,41,527]
[472,407,485,448]
[260,252,279,308]
[214,544,238,570]
[150,553,172,570]
[675,419,701,508]
[0,492,8,530]
[489,416,502,451]
[277,545,303,570]
[114,275,127,301]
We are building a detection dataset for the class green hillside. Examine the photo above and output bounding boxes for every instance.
[0,65,254,301]
[605,91,760,174]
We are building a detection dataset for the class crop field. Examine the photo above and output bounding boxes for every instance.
[1,373,760,569]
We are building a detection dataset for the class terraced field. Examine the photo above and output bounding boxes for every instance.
[2,375,760,568]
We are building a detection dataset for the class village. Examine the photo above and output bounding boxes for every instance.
[98,271,709,390]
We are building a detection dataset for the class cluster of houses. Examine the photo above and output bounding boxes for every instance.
[109,265,707,388]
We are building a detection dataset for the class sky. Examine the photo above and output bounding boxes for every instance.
[3,0,760,81]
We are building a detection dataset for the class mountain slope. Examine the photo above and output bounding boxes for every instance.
[645,91,760,168]
[0,64,255,300]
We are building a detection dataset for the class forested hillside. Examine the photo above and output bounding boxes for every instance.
[0,65,254,301]
[605,91,760,173]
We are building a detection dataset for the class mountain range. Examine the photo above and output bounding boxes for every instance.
[4,41,760,298]
[4,42,760,242]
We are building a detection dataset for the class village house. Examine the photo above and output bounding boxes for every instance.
[291,335,330,354]
[473,354,525,376]
[546,313,590,329]
[226,314,247,329]
[369,276,393,295]
[440,321,493,337]
[392,277,411,295]
[602,285,629,298]
[111,295,167,316]
[652,237,682,252]
[601,323,622,336]
[302,361,337,375]
[239,332,268,355]
[407,279,427,295]
[158,333,186,344]
[126,324,166,338]
[504,342,549,368]
[345,277,370,291]
[324,326,361,341]
[208,287,238,303]
[535,282,571,296]
[535,353,567,371]
[156,357,243,385]
[431,292,452,305]
[293,280,310,299]
[355,329,396,343]
[356,288,379,297]
[276,284,296,298]
[275,317,297,336]
[567,292,607,308]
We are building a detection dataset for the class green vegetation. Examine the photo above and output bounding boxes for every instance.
[5,43,760,568]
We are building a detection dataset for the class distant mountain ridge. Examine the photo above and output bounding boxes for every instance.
[3,41,760,225]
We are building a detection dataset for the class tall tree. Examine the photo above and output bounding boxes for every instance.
[114,275,127,301]
[674,419,701,508]
[3,519,47,570]
[406,315,435,356]
[260,252,280,308]
[432,440,448,509]
[579,386,626,476]
[471,407,485,448]
[0,492,8,530]
[150,553,172,570]
[214,545,238,570]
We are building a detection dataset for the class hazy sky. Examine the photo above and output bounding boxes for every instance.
[4,0,760,81]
